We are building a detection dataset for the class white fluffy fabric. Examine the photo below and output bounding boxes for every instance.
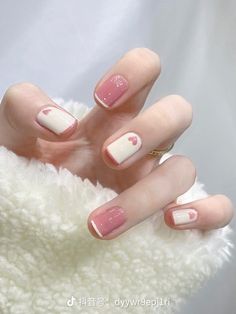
[0,99,233,314]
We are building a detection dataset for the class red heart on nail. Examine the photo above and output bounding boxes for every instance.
[42,109,51,115]
[188,211,196,220]
[128,136,138,145]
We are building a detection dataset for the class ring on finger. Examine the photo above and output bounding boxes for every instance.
[148,143,174,158]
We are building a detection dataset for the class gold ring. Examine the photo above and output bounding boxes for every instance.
[148,143,174,157]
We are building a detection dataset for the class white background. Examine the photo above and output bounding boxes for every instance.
[0,1,235,313]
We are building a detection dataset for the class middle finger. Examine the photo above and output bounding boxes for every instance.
[102,94,192,169]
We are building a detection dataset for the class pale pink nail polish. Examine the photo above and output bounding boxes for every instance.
[91,206,126,237]
[94,74,129,108]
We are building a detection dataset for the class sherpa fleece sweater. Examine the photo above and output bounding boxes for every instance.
[0,99,233,314]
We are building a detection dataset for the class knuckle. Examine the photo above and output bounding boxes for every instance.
[3,82,38,104]
[2,83,39,127]
[130,47,160,63]
[215,207,230,228]
[16,82,39,91]
[215,194,231,204]
[126,47,161,79]
[164,95,193,129]
[161,155,196,197]
[171,155,196,183]
[215,194,234,222]
[3,84,20,103]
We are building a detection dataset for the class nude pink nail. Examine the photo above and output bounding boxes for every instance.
[91,206,126,237]
[94,74,129,108]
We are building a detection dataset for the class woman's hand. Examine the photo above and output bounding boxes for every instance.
[0,48,233,239]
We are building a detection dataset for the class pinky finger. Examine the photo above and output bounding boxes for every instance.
[164,194,234,230]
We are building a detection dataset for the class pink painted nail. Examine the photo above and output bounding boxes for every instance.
[94,74,129,108]
[91,206,126,237]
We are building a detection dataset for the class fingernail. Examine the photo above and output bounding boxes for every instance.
[105,132,142,165]
[94,74,129,108]
[172,208,198,225]
[91,206,126,237]
[36,106,77,135]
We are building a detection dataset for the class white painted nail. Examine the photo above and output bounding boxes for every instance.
[36,106,76,135]
[106,132,142,164]
[172,209,198,225]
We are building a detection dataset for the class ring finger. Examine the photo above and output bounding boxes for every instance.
[88,155,196,239]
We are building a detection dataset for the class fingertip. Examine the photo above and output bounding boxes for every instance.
[102,146,120,168]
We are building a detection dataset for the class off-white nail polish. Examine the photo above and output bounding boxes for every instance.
[36,106,76,135]
[172,209,198,225]
[105,132,142,165]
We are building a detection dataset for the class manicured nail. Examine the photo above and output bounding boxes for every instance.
[94,74,129,108]
[105,132,142,165]
[91,206,126,237]
[172,208,198,225]
[36,106,77,135]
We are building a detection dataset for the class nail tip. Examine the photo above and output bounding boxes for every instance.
[91,220,103,238]
[59,119,78,136]
[94,93,109,108]
[105,148,120,166]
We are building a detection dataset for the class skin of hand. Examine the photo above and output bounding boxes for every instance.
[0,48,233,240]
